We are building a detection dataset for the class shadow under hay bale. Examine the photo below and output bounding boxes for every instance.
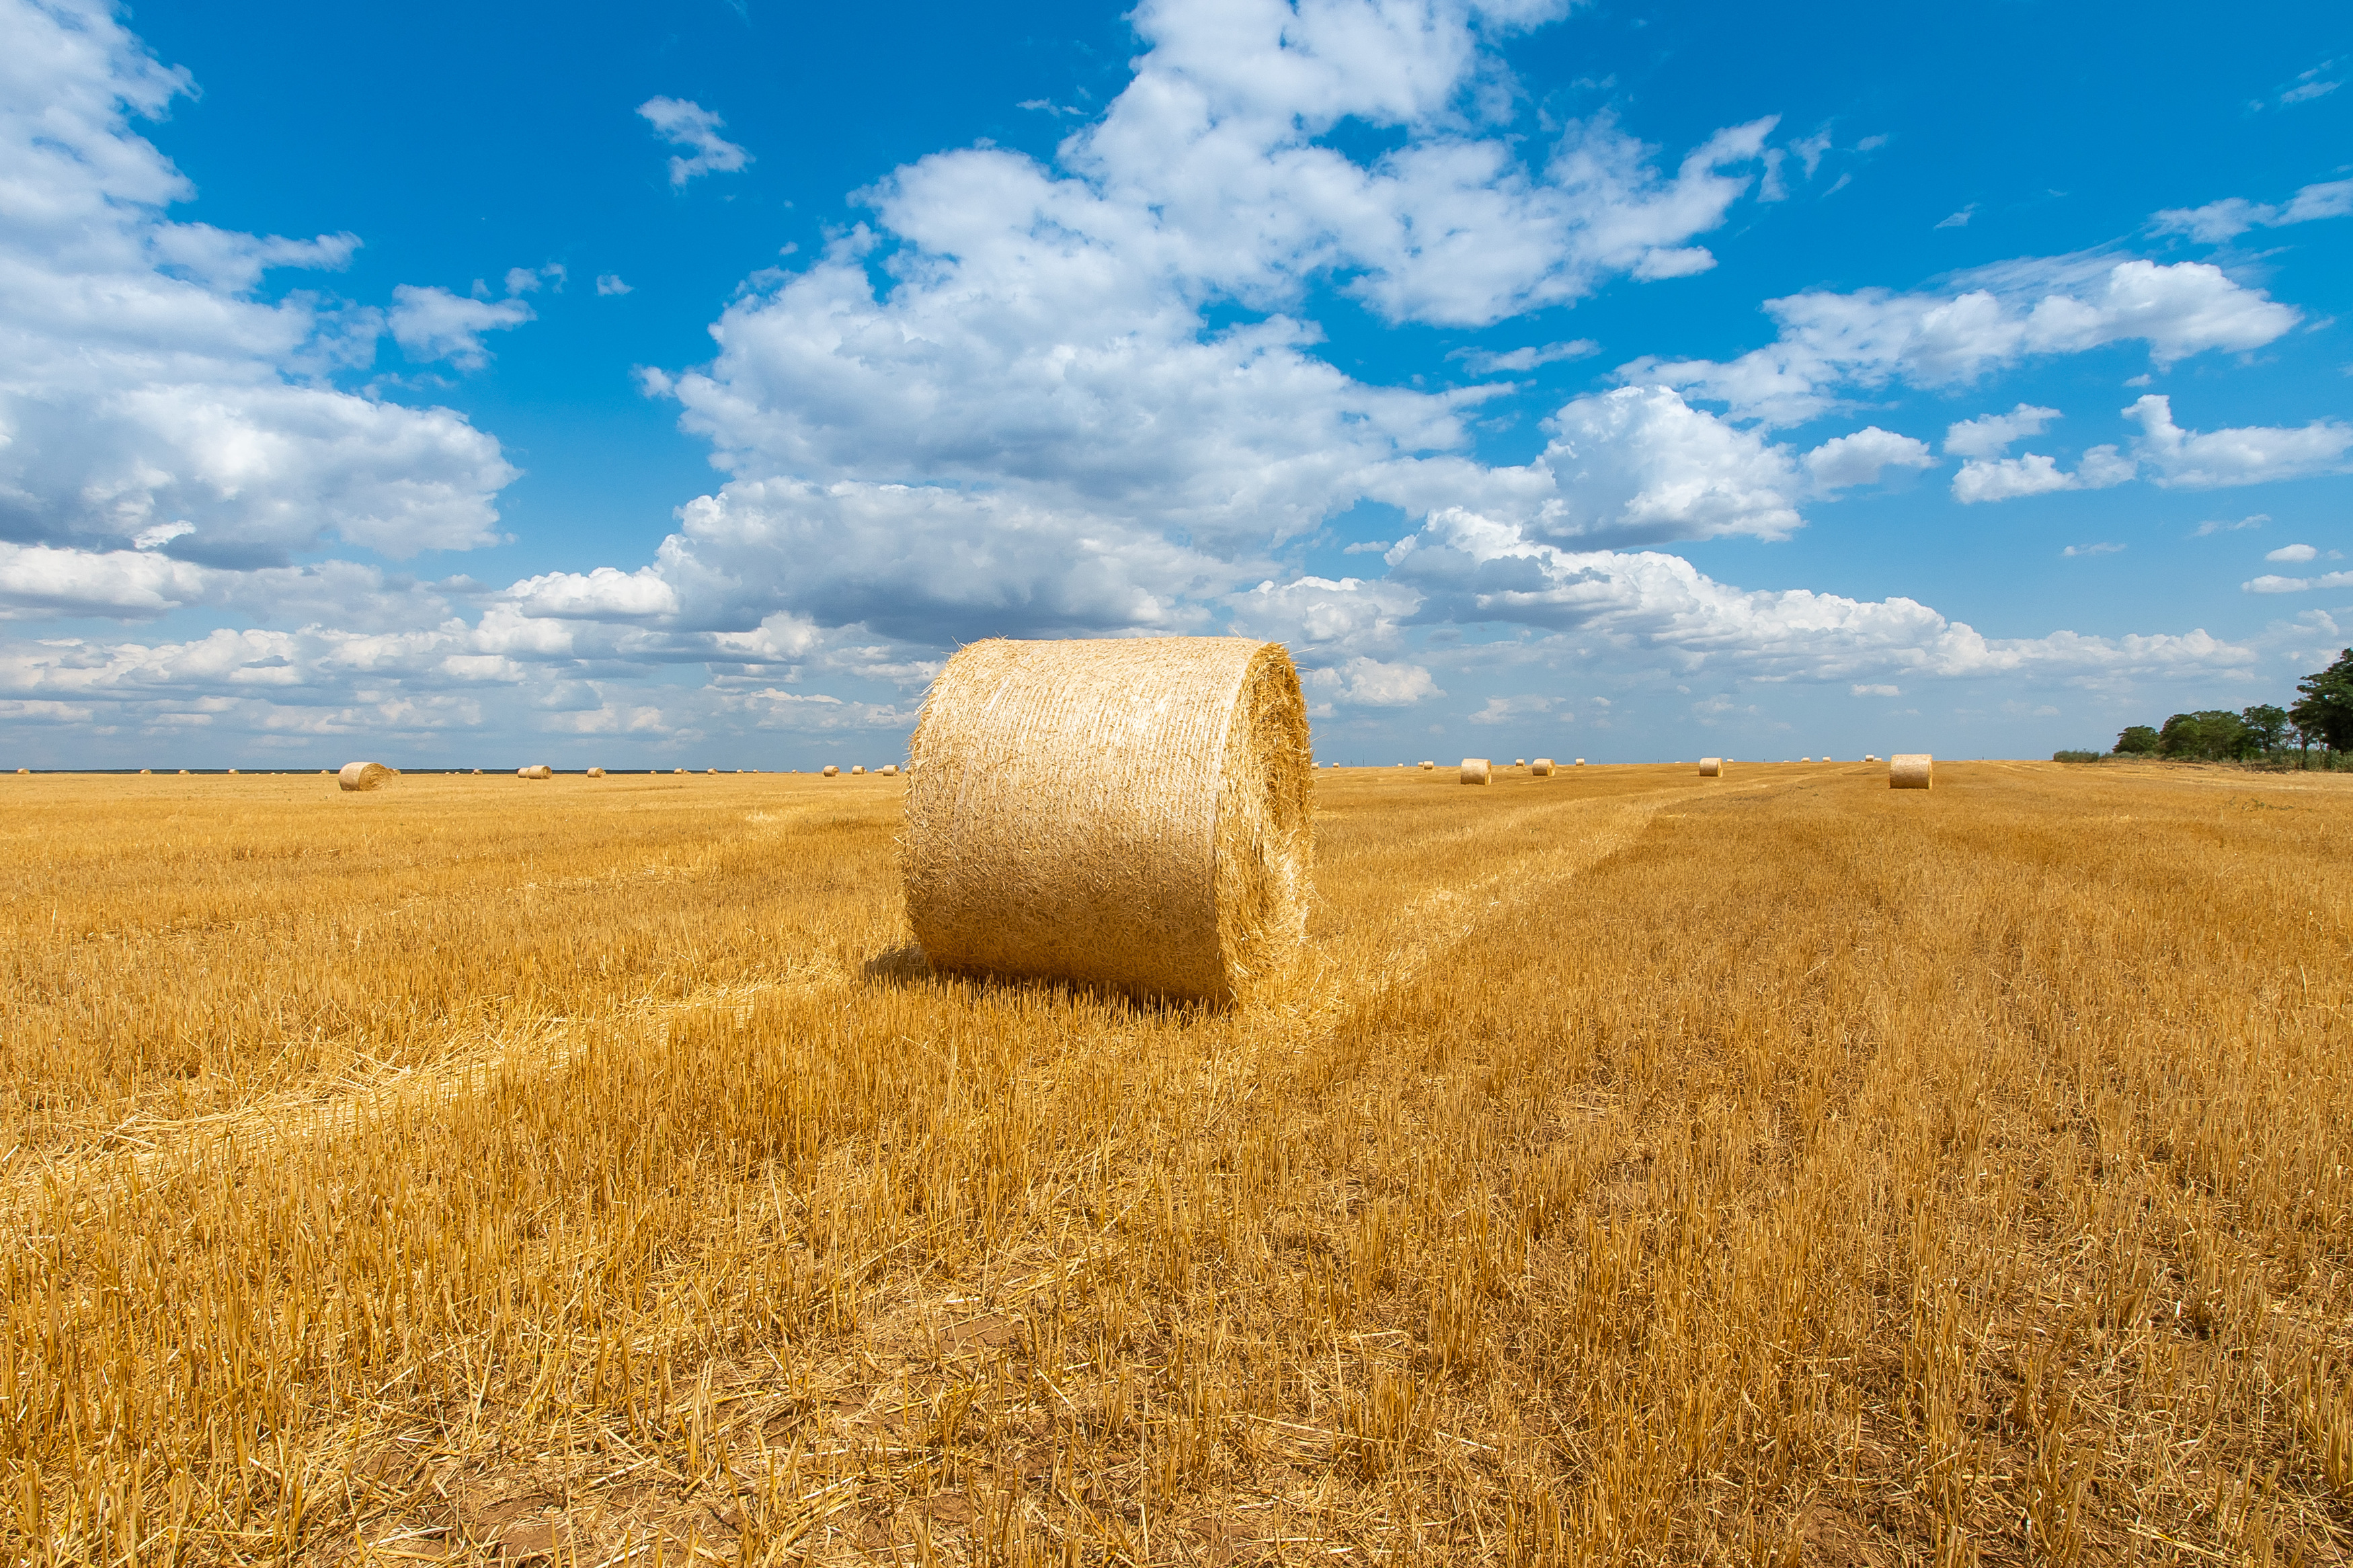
[904,636,1312,1007]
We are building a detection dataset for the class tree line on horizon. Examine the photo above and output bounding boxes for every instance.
[2055,647,2353,768]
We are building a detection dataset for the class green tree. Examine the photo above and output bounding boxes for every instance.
[2239,703,2288,754]
[2157,710,2248,761]
[2114,724,2159,755]
[2291,647,2353,766]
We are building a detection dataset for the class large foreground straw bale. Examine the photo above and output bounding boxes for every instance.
[1699,757,1722,777]
[1890,753,1933,790]
[1460,758,1490,784]
[337,761,392,792]
[904,636,1312,1005]
[1531,757,1554,777]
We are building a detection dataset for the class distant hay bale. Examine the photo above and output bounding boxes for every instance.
[140,768,151,775]
[1574,758,1585,766]
[337,761,392,792]
[1461,758,1491,785]
[1890,753,1933,790]
[177,769,189,775]
[1531,757,1554,776]
[521,764,552,780]
[851,764,866,776]
[588,767,605,778]
[904,636,1311,1005]
[1864,754,1878,762]
[227,768,239,776]
[1699,757,1722,777]
[823,765,840,777]
[880,764,899,776]
[708,768,719,775]
[471,768,483,775]
[1420,760,1435,770]
[14,768,26,775]
[1514,758,1525,767]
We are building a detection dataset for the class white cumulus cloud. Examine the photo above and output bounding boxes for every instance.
[637,97,751,185]
[2153,178,2353,243]
[0,0,518,569]
[1626,258,2299,424]
[2124,395,2353,489]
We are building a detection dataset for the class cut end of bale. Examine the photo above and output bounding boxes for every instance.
[337,761,392,792]
[1460,758,1491,785]
[904,636,1312,1007]
[1890,753,1933,790]
[1699,757,1723,777]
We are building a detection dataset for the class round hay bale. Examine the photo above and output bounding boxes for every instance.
[1419,760,1435,770]
[337,761,392,792]
[1699,757,1723,777]
[1801,756,1812,763]
[823,764,840,777]
[177,769,189,775]
[227,768,239,776]
[880,764,899,776]
[1531,757,1554,777]
[708,767,719,775]
[522,764,552,780]
[1574,757,1585,766]
[1890,753,1933,790]
[851,764,866,776]
[904,636,1311,1005]
[14,768,26,774]
[1864,754,1878,762]
[1460,758,1490,785]
[1514,758,1525,767]
[140,768,151,775]
[588,767,605,778]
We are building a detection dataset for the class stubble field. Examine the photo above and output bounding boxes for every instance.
[3,760,2350,1566]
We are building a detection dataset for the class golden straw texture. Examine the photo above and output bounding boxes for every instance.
[1531,758,1554,777]
[1890,753,1933,790]
[1699,757,1723,777]
[904,636,1312,1005]
[337,761,392,792]
[1460,758,1491,785]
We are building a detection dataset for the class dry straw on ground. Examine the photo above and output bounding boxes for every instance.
[1532,758,1555,777]
[5,764,2353,1565]
[904,635,1312,1005]
[1460,757,1492,784]
[1891,753,1934,790]
[1700,757,1723,777]
[337,761,392,792]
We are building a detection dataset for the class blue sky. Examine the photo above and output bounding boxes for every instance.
[1,0,2347,766]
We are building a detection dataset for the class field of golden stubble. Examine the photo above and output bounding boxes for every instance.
[3,759,2350,1567]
